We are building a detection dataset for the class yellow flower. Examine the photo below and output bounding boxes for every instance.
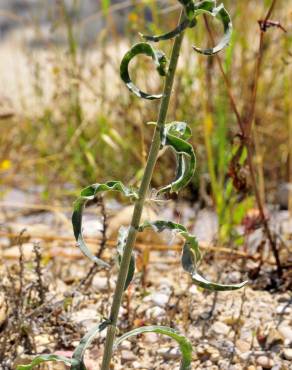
[0,159,11,171]
[128,12,138,23]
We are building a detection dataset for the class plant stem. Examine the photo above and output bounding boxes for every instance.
[100,11,186,370]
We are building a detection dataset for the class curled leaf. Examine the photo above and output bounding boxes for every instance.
[117,226,135,291]
[158,121,196,194]
[139,220,247,291]
[120,42,168,100]
[17,321,111,370]
[72,181,138,268]
[139,220,201,265]
[182,243,248,291]
[16,354,74,370]
[141,18,197,42]
[192,2,232,55]
[71,320,110,370]
[178,0,197,19]
[114,325,193,370]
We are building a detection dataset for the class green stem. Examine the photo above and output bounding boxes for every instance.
[100,11,186,370]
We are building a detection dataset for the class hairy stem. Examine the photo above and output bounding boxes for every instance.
[100,11,186,370]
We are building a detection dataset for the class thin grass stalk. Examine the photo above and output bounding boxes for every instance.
[100,10,186,370]
[203,1,283,277]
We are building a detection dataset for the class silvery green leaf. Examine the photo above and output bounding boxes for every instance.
[120,42,168,100]
[117,226,135,291]
[16,355,74,370]
[139,221,247,291]
[192,2,232,55]
[159,122,196,194]
[114,325,193,370]
[139,220,201,264]
[191,272,248,291]
[141,18,197,42]
[71,320,110,370]
[72,181,138,268]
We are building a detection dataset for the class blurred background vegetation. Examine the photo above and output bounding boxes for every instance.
[0,0,291,238]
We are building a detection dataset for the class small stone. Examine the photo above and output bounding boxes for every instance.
[210,349,220,363]
[143,332,159,344]
[143,292,170,307]
[236,339,250,353]
[157,347,180,360]
[271,364,283,370]
[239,351,252,361]
[189,285,202,296]
[3,243,36,260]
[266,328,284,350]
[71,308,101,331]
[282,348,292,361]
[229,365,242,370]
[145,306,166,320]
[119,340,131,350]
[191,327,202,340]
[277,294,291,303]
[0,292,8,328]
[276,305,291,315]
[276,182,292,209]
[228,271,242,283]
[256,356,274,368]
[132,361,146,369]
[34,334,52,352]
[247,366,256,370]
[121,350,136,362]
[278,324,292,343]
[92,276,109,291]
[211,321,230,336]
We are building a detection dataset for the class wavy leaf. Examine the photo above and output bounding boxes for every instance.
[139,220,201,264]
[71,320,110,370]
[182,243,248,291]
[117,226,135,291]
[72,181,138,268]
[120,42,168,100]
[17,321,111,370]
[141,1,219,42]
[114,325,193,370]
[16,354,74,370]
[139,220,247,291]
[141,18,197,42]
[178,0,197,20]
[192,2,232,55]
[158,122,196,194]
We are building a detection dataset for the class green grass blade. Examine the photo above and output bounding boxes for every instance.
[101,0,110,16]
